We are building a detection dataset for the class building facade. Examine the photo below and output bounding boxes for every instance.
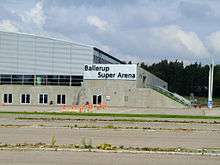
[0,31,183,109]
[0,31,123,86]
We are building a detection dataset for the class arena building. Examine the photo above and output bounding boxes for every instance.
[0,31,188,110]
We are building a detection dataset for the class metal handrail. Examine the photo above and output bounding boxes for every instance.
[146,85,191,106]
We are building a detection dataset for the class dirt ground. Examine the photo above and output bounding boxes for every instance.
[0,113,220,164]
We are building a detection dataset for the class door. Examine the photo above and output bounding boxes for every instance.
[97,95,102,104]
[93,95,102,104]
[93,95,97,104]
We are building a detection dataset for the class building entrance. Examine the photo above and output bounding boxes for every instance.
[93,95,102,104]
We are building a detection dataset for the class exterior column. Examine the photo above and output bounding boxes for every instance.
[208,61,214,109]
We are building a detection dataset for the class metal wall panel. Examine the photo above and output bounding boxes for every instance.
[0,31,94,75]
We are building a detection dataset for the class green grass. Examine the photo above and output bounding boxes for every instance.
[0,111,220,120]
[15,117,220,124]
[184,96,220,106]
[197,97,220,105]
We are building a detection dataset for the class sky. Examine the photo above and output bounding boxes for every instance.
[0,0,220,65]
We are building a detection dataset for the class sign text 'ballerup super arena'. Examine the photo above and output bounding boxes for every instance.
[83,64,137,80]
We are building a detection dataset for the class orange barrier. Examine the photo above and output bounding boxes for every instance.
[79,105,84,112]
[101,102,108,109]
[60,102,108,113]
[96,102,108,111]
[84,103,93,112]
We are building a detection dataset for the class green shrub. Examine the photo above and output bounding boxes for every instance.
[97,143,113,150]
[51,135,56,147]
[105,125,115,129]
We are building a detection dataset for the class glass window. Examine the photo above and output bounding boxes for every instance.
[62,95,65,104]
[4,94,7,103]
[21,94,25,103]
[21,94,31,104]
[57,95,61,104]
[36,75,46,85]
[39,94,43,104]
[23,75,34,85]
[26,94,30,103]
[44,94,48,104]
[71,76,83,86]
[59,76,70,86]
[39,94,48,104]
[8,94,12,103]
[1,75,11,85]
[57,94,66,104]
[3,94,12,104]
[47,75,58,85]
[12,75,22,85]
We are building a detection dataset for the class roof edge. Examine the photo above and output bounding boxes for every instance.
[0,30,94,48]
[93,47,126,64]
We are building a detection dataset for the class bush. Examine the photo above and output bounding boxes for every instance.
[97,143,113,150]
[51,135,56,147]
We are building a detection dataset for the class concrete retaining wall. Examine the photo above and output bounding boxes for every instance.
[0,79,184,109]
[83,80,184,108]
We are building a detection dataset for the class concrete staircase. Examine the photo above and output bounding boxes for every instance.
[147,85,191,107]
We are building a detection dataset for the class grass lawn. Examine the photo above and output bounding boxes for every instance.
[196,97,220,106]
[0,111,220,120]
[184,96,220,106]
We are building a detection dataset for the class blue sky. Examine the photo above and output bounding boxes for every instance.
[0,0,219,64]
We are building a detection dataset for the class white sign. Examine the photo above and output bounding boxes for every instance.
[83,64,137,80]
[106,96,111,101]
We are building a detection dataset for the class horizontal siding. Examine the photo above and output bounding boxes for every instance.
[0,31,93,75]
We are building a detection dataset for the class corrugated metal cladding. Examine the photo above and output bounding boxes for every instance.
[0,31,94,75]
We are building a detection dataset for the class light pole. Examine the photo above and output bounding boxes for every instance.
[208,60,214,109]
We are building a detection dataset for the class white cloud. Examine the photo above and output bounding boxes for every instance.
[87,15,109,31]
[207,31,220,54]
[21,0,46,30]
[148,25,209,59]
[99,45,111,53]
[29,0,45,27]
[1,0,218,64]
[0,20,19,32]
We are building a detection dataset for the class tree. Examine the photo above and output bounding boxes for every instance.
[140,59,212,97]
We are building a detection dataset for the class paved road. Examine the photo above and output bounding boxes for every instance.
[0,150,220,165]
[0,127,220,148]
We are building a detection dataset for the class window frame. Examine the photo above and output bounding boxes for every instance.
[20,94,31,104]
[38,93,48,105]
[93,95,102,105]
[57,94,66,105]
[2,93,13,104]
